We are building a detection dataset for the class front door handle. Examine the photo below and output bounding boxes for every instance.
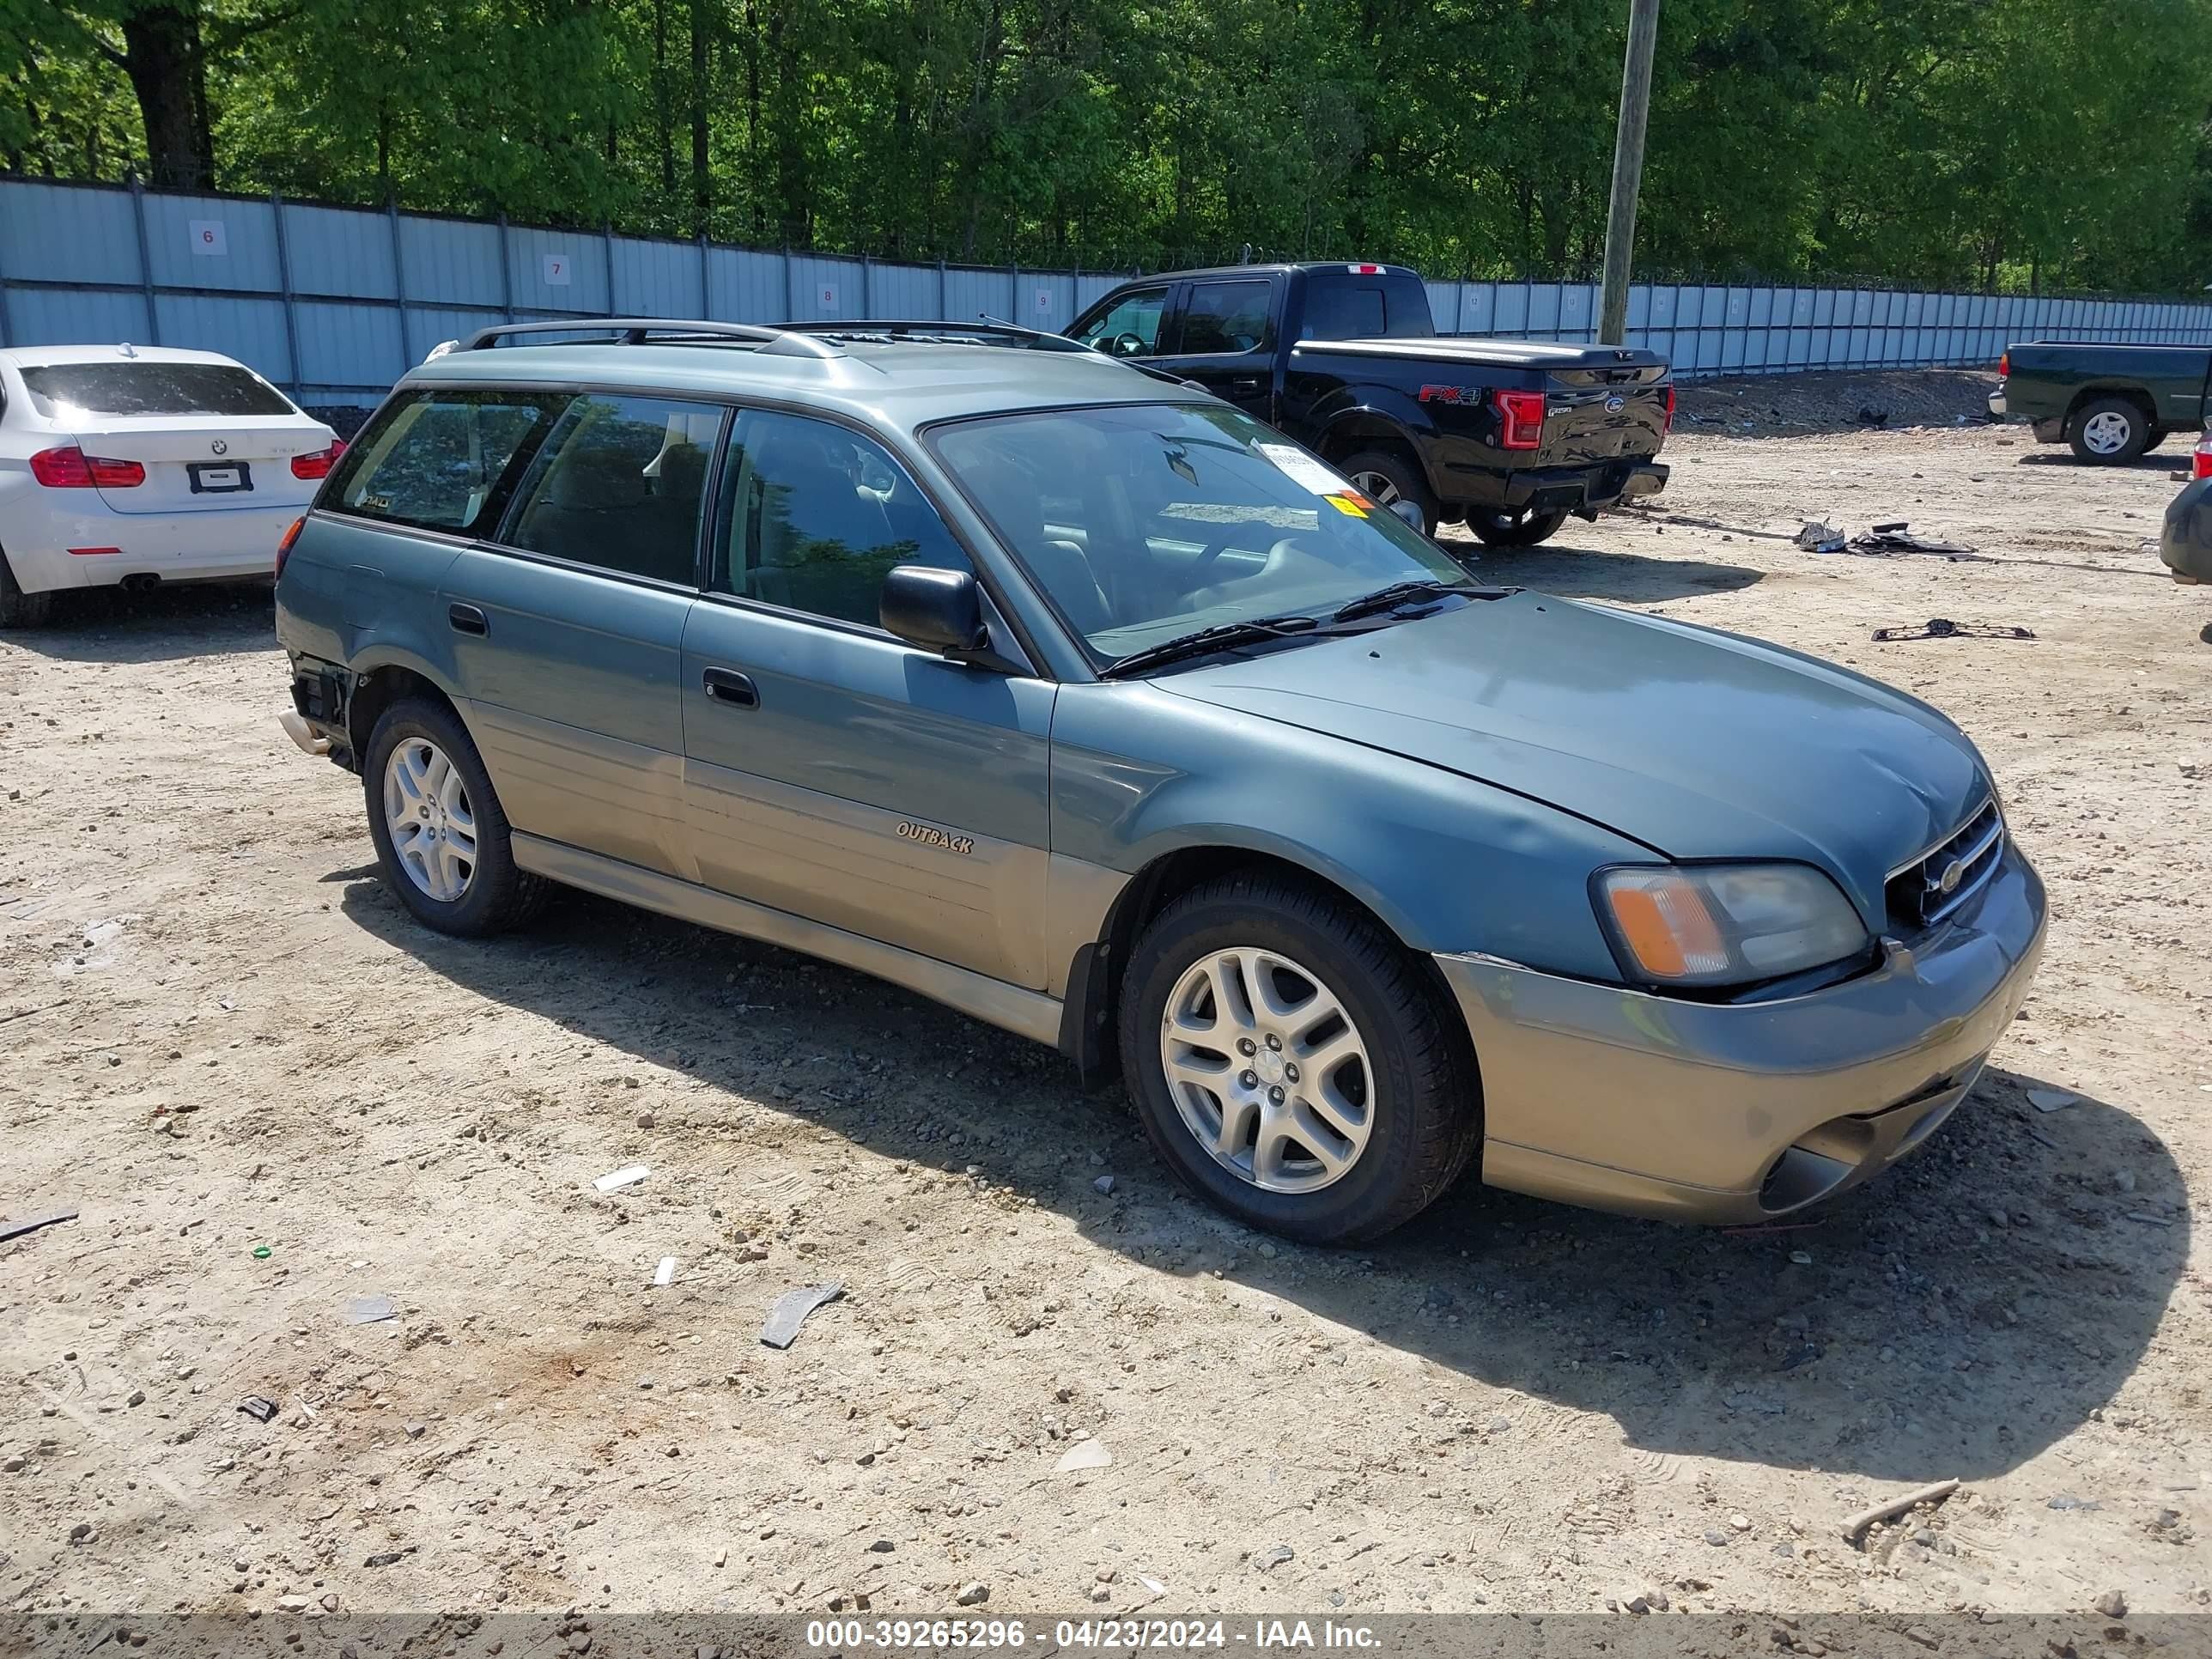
[1230,375,1264,394]
[448,603,489,636]
[702,667,758,708]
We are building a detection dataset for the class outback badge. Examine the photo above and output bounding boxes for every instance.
[897,818,975,855]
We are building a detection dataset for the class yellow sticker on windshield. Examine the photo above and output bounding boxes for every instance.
[1323,493,1369,517]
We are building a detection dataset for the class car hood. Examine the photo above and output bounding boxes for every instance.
[1158,590,1989,925]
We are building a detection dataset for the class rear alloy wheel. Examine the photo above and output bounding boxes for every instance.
[0,551,54,629]
[1337,449,1438,537]
[1120,872,1481,1243]
[2068,397,2149,465]
[1468,507,1570,547]
[363,697,550,936]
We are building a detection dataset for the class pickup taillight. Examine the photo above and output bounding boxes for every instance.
[2194,431,2212,482]
[1662,382,1677,433]
[1494,388,1546,451]
[1996,350,2009,380]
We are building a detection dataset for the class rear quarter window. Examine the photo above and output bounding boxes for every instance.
[329,388,565,535]
[20,361,297,419]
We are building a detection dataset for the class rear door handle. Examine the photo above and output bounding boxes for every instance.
[702,667,758,708]
[448,603,489,636]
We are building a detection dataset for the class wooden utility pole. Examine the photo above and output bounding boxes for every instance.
[1597,0,1661,345]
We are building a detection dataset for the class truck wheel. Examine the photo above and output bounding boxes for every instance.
[2068,397,2149,464]
[2141,428,2168,454]
[1339,450,1439,536]
[0,550,54,629]
[1117,871,1481,1243]
[1468,507,1570,547]
[363,697,550,937]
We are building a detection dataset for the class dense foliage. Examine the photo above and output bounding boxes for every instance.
[6,0,2210,293]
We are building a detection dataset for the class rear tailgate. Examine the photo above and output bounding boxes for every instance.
[75,415,335,515]
[1532,354,1669,467]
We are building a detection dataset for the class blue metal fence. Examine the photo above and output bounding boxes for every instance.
[7,176,2211,409]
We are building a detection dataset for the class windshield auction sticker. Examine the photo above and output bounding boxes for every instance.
[1257,441,1350,496]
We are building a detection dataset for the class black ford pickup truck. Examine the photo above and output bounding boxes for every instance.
[1991,341,2212,464]
[1067,262,1672,544]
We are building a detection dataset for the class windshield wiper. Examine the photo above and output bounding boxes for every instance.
[1100,613,1322,679]
[1330,579,1472,623]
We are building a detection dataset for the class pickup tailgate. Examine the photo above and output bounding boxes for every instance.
[1536,356,1670,466]
[1306,336,1670,462]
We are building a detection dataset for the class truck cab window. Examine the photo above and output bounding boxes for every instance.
[1076,287,1170,357]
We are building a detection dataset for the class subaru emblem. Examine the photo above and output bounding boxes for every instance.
[1604,395,1626,413]
[211,439,228,456]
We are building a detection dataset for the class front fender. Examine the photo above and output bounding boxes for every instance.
[1048,681,1646,981]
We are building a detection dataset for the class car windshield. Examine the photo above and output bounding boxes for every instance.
[930,403,1470,667]
[18,362,296,420]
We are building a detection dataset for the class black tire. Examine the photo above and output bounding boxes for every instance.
[0,550,54,629]
[1117,871,1481,1243]
[1468,507,1570,547]
[2067,396,2150,465]
[1336,448,1439,536]
[362,696,550,937]
[2141,428,2168,454]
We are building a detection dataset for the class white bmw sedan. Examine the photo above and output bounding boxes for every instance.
[0,344,341,627]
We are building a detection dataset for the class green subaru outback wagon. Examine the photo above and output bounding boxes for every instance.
[275,319,2046,1242]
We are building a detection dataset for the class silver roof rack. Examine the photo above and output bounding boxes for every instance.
[458,319,844,359]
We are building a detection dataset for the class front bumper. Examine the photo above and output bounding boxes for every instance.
[1436,842,2047,1224]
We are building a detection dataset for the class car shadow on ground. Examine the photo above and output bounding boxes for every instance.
[2015,451,2190,474]
[337,877,2186,1486]
[2,581,275,662]
[1455,540,1764,603]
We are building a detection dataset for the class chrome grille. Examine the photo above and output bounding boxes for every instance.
[1886,799,2003,931]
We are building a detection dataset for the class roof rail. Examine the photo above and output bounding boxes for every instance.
[775,319,1094,354]
[457,319,844,359]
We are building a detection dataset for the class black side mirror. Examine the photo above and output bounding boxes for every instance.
[1389,499,1427,534]
[882,565,988,654]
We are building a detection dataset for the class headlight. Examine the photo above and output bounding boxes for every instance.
[1594,863,1869,988]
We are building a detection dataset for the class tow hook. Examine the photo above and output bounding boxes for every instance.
[278,709,331,757]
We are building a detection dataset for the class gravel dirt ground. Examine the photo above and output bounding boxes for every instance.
[3,380,2209,1636]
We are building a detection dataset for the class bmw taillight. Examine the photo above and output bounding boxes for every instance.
[29,446,145,488]
[1494,388,1546,451]
[2193,431,2212,482]
[290,439,346,481]
[276,516,306,580]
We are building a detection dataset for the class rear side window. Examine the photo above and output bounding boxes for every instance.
[332,389,563,535]
[1177,281,1273,355]
[1299,276,1435,341]
[504,395,721,585]
[19,361,295,419]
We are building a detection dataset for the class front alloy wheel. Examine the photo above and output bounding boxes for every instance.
[1119,872,1483,1243]
[383,737,478,902]
[1160,947,1375,1193]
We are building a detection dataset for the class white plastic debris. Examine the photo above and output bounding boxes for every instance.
[653,1256,678,1287]
[2027,1089,2077,1113]
[1055,1439,1113,1474]
[593,1165,649,1193]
